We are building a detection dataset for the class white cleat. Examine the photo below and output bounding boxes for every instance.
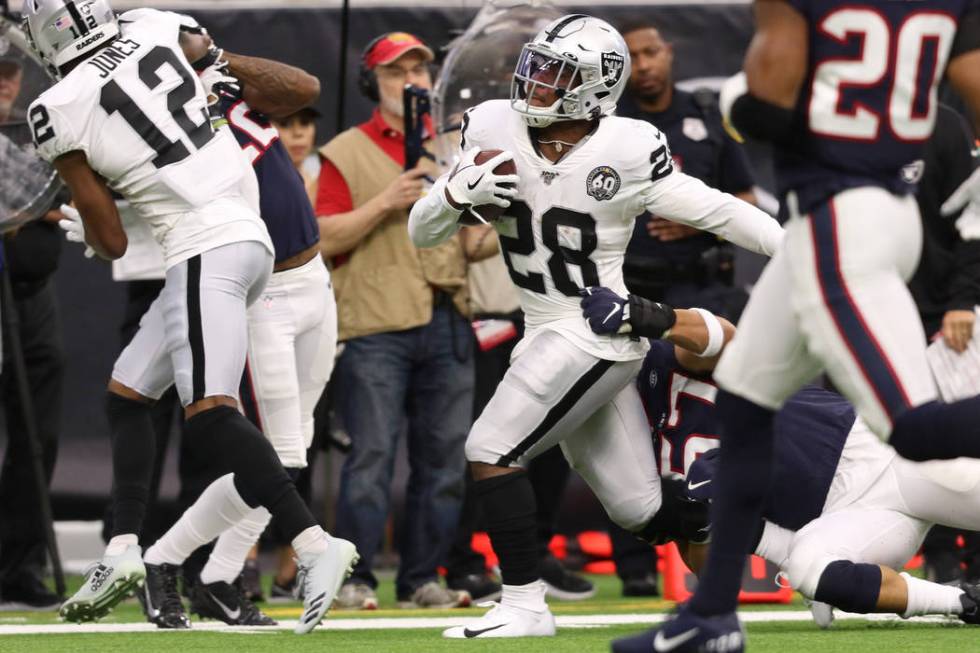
[443,601,556,638]
[293,535,359,634]
[805,598,835,629]
[60,544,145,623]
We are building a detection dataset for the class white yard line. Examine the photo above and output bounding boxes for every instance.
[0,611,956,635]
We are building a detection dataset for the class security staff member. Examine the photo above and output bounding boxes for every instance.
[618,19,757,320]
[604,19,757,598]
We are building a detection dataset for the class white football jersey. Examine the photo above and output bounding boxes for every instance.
[28,9,271,268]
[460,100,782,362]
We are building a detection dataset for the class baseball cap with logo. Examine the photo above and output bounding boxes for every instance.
[364,32,434,70]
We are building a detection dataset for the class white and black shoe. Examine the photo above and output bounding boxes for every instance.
[804,598,835,629]
[443,601,556,638]
[60,544,144,623]
[138,563,190,629]
[293,534,359,634]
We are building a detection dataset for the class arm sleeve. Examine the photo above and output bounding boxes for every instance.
[641,169,784,256]
[315,157,354,217]
[408,174,463,248]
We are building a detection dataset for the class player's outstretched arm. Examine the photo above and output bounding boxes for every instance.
[222,52,320,119]
[643,172,784,256]
[51,151,127,260]
[579,288,735,371]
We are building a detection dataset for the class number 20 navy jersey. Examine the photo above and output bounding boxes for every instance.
[218,96,320,264]
[638,340,855,530]
[778,0,980,213]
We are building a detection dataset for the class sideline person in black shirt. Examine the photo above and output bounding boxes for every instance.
[907,103,980,585]
[618,19,757,320]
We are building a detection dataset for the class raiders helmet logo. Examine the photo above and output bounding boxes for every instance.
[601,51,625,88]
[586,165,621,201]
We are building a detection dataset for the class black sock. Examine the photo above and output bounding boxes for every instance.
[689,391,775,616]
[890,397,980,461]
[106,392,156,538]
[185,406,316,540]
[474,470,539,586]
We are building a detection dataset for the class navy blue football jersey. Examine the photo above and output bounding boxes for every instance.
[779,0,979,213]
[638,340,854,530]
[220,97,319,263]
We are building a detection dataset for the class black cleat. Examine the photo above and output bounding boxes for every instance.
[447,573,502,602]
[621,572,660,597]
[191,578,277,626]
[138,563,190,629]
[540,554,596,601]
[959,583,980,625]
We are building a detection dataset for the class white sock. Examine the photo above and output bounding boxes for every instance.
[500,580,548,612]
[901,572,965,617]
[199,506,272,585]
[292,526,328,559]
[106,533,138,557]
[144,473,252,566]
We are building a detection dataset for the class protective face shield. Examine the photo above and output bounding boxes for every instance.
[0,19,62,231]
[510,14,630,128]
[22,0,118,77]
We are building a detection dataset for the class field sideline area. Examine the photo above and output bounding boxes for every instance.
[0,574,974,652]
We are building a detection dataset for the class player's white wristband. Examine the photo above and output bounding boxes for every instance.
[691,308,724,358]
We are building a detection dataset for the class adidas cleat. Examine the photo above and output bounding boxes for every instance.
[293,535,359,634]
[60,545,145,623]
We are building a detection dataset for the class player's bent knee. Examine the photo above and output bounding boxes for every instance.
[607,495,661,533]
[811,560,883,613]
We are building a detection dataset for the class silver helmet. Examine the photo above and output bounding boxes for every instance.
[22,0,118,75]
[510,14,630,128]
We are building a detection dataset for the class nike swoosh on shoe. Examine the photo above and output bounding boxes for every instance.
[654,627,700,651]
[463,623,506,638]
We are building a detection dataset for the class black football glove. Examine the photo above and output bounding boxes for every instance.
[580,286,676,338]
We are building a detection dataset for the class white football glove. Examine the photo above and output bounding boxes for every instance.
[943,166,980,220]
[445,147,519,214]
[58,204,95,258]
[198,55,241,105]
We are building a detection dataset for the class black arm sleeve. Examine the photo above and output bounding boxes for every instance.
[729,92,801,150]
[941,107,980,311]
[951,240,980,311]
[628,295,677,339]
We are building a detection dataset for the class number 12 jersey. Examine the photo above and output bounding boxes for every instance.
[28,8,270,268]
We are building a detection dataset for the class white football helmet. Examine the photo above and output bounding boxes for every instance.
[510,14,630,128]
[22,0,118,75]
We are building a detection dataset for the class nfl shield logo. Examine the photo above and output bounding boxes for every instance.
[600,51,625,88]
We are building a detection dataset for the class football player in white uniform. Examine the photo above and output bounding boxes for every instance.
[409,14,783,638]
[23,0,354,634]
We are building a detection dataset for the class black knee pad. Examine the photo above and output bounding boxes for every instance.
[813,560,882,613]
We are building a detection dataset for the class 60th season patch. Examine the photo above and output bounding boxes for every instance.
[586,165,621,201]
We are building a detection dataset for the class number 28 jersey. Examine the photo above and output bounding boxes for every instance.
[28,9,271,268]
[779,0,980,213]
[461,100,782,362]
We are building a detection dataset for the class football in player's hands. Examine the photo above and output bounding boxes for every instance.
[447,148,519,226]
